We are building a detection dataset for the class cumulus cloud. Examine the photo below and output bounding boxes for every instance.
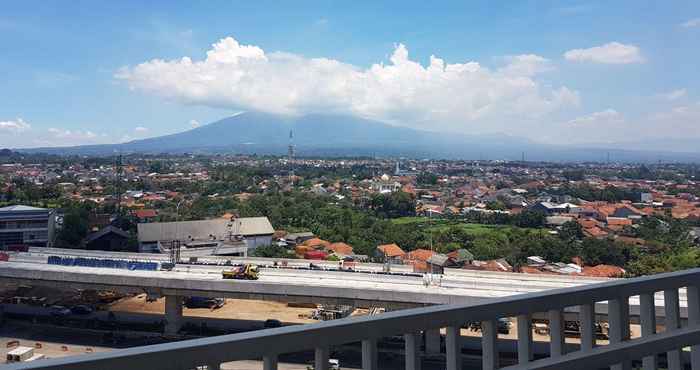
[658,89,687,101]
[0,118,31,133]
[681,18,700,28]
[116,36,579,134]
[564,42,644,64]
[567,109,624,125]
[189,119,200,128]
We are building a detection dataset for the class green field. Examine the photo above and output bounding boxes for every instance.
[391,217,543,236]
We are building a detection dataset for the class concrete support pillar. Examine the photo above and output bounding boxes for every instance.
[424,329,441,354]
[404,332,421,370]
[164,295,183,335]
[362,339,378,370]
[445,326,462,370]
[315,346,329,370]
[263,355,278,370]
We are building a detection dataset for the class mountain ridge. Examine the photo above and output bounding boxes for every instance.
[15,112,700,162]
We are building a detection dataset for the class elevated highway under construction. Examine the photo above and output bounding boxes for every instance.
[0,247,690,337]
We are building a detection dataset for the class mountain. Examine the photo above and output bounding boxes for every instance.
[17,112,700,162]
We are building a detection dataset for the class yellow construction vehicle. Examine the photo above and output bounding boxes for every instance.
[222,264,259,280]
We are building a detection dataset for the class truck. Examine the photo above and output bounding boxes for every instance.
[222,264,259,280]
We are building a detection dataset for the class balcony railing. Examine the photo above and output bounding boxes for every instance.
[5,267,700,370]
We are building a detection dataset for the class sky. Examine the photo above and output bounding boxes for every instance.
[1,1,699,149]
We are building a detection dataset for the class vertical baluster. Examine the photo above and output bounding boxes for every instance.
[263,354,278,370]
[688,285,700,370]
[315,346,329,370]
[639,293,658,370]
[517,314,533,364]
[362,339,378,370]
[579,304,596,353]
[482,320,499,370]
[664,289,682,370]
[404,332,421,370]
[425,329,441,354]
[548,309,565,357]
[609,297,631,370]
[446,326,462,370]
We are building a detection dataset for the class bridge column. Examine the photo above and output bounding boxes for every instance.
[424,329,441,354]
[164,295,183,335]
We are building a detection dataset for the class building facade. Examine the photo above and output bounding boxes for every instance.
[0,205,56,248]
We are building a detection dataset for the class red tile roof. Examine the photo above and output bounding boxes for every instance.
[402,248,435,262]
[377,243,405,257]
[133,209,157,219]
[326,242,354,255]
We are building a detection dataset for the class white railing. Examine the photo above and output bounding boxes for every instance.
[5,267,700,370]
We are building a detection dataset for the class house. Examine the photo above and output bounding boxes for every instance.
[464,258,513,272]
[0,205,56,248]
[446,249,474,266]
[376,243,405,263]
[402,249,435,269]
[531,202,580,215]
[84,225,130,251]
[426,253,453,274]
[325,242,354,256]
[137,217,274,253]
[284,232,315,246]
[132,209,158,223]
[303,238,331,249]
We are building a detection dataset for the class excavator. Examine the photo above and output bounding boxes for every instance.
[221,264,260,280]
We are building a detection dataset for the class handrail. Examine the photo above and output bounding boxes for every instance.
[502,325,700,370]
[4,267,700,370]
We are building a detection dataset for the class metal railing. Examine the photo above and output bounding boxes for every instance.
[6,267,700,370]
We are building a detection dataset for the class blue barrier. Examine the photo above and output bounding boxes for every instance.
[47,256,159,271]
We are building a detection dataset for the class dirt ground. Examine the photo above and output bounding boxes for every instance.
[108,294,319,324]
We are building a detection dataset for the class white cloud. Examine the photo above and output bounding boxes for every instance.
[48,128,98,140]
[567,109,624,125]
[564,42,645,64]
[134,126,149,133]
[0,118,31,133]
[189,119,200,128]
[658,89,687,101]
[498,54,552,77]
[116,36,579,135]
[681,18,700,28]
[651,101,700,123]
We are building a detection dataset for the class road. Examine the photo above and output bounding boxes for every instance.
[0,248,688,315]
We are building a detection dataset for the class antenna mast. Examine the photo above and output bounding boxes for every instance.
[288,129,295,181]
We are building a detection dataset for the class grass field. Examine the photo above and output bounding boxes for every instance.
[391,217,543,236]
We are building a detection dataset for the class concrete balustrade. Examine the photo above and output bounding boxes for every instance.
[5,267,700,370]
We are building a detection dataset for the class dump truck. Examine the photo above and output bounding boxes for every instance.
[222,264,259,280]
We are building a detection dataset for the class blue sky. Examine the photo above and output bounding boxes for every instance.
[1,1,699,149]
